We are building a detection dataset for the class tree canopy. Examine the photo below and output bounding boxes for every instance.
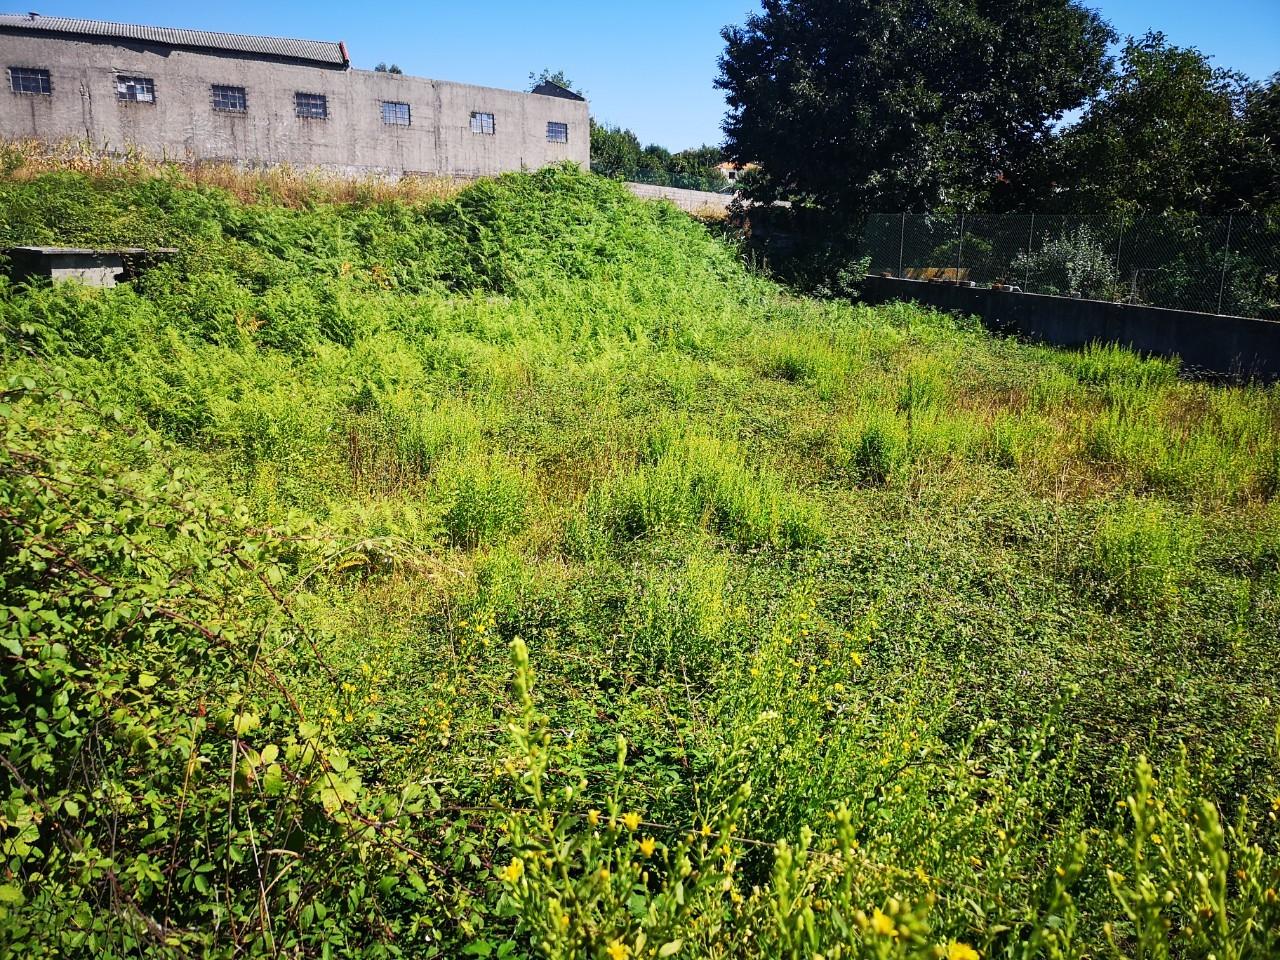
[716,0,1115,216]
[590,122,729,192]
[1050,36,1277,215]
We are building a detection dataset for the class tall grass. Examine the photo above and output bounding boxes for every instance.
[1,161,1277,958]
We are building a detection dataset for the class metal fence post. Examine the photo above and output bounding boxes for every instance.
[1114,220,1124,280]
[1023,213,1034,290]
[898,212,906,278]
[1216,214,1233,315]
[956,211,965,280]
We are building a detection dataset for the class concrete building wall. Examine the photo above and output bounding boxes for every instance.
[0,32,589,177]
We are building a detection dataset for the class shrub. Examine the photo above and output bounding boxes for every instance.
[840,411,907,485]
[1087,498,1200,607]
[436,452,532,548]
[1012,225,1123,301]
[583,430,822,549]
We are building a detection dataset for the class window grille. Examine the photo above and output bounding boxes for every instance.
[211,84,247,113]
[546,121,569,143]
[470,111,495,135]
[8,67,50,95]
[116,75,155,103]
[295,91,328,119]
[381,100,411,126]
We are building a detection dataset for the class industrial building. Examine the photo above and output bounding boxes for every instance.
[0,13,590,178]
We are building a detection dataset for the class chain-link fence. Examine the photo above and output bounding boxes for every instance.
[859,214,1280,320]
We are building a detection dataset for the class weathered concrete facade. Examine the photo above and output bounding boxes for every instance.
[0,16,589,178]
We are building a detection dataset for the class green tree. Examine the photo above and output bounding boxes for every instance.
[716,0,1114,216]
[590,121,644,180]
[1054,33,1259,214]
[1226,72,1280,213]
[589,123,728,190]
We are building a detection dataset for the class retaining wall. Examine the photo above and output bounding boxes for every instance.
[626,182,733,213]
[859,276,1280,381]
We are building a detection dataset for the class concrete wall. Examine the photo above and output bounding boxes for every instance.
[626,182,733,214]
[859,276,1280,381]
[0,32,589,177]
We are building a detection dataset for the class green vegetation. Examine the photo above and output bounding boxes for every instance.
[589,123,728,193]
[1,163,1279,958]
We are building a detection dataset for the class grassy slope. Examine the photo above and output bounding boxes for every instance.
[1,163,1278,958]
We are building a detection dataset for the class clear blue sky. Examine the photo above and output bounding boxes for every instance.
[25,1,1280,150]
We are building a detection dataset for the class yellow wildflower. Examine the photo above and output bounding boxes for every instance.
[639,836,657,857]
[499,859,524,884]
[621,811,642,832]
[870,908,897,938]
[606,940,630,960]
[946,942,980,960]
[587,809,601,826]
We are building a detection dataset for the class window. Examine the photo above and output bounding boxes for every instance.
[469,111,495,135]
[116,75,154,103]
[8,67,50,95]
[381,100,411,126]
[211,84,247,113]
[546,121,569,144]
[295,92,328,119]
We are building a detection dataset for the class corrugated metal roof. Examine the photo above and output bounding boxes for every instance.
[0,13,348,67]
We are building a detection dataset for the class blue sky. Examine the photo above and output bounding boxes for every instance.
[25,1,1280,150]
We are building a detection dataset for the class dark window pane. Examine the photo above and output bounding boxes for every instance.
[295,92,328,119]
[470,111,495,135]
[381,100,411,126]
[116,75,154,103]
[9,67,50,95]
[212,84,247,113]
[547,121,569,143]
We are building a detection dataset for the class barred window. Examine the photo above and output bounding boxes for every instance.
[116,75,154,103]
[546,121,569,144]
[381,100,411,126]
[294,92,328,119]
[469,111,495,135]
[8,67,50,95]
[211,84,247,113]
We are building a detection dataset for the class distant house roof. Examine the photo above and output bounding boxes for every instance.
[531,80,585,102]
[0,13,350,68]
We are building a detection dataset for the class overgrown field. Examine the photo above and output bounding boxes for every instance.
[2,163,1279,959]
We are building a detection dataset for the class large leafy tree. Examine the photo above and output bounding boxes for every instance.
[590,122,728,190]
[716,0,1114,215]
[1219,72,1280,214]
[1052,34,1262,214]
